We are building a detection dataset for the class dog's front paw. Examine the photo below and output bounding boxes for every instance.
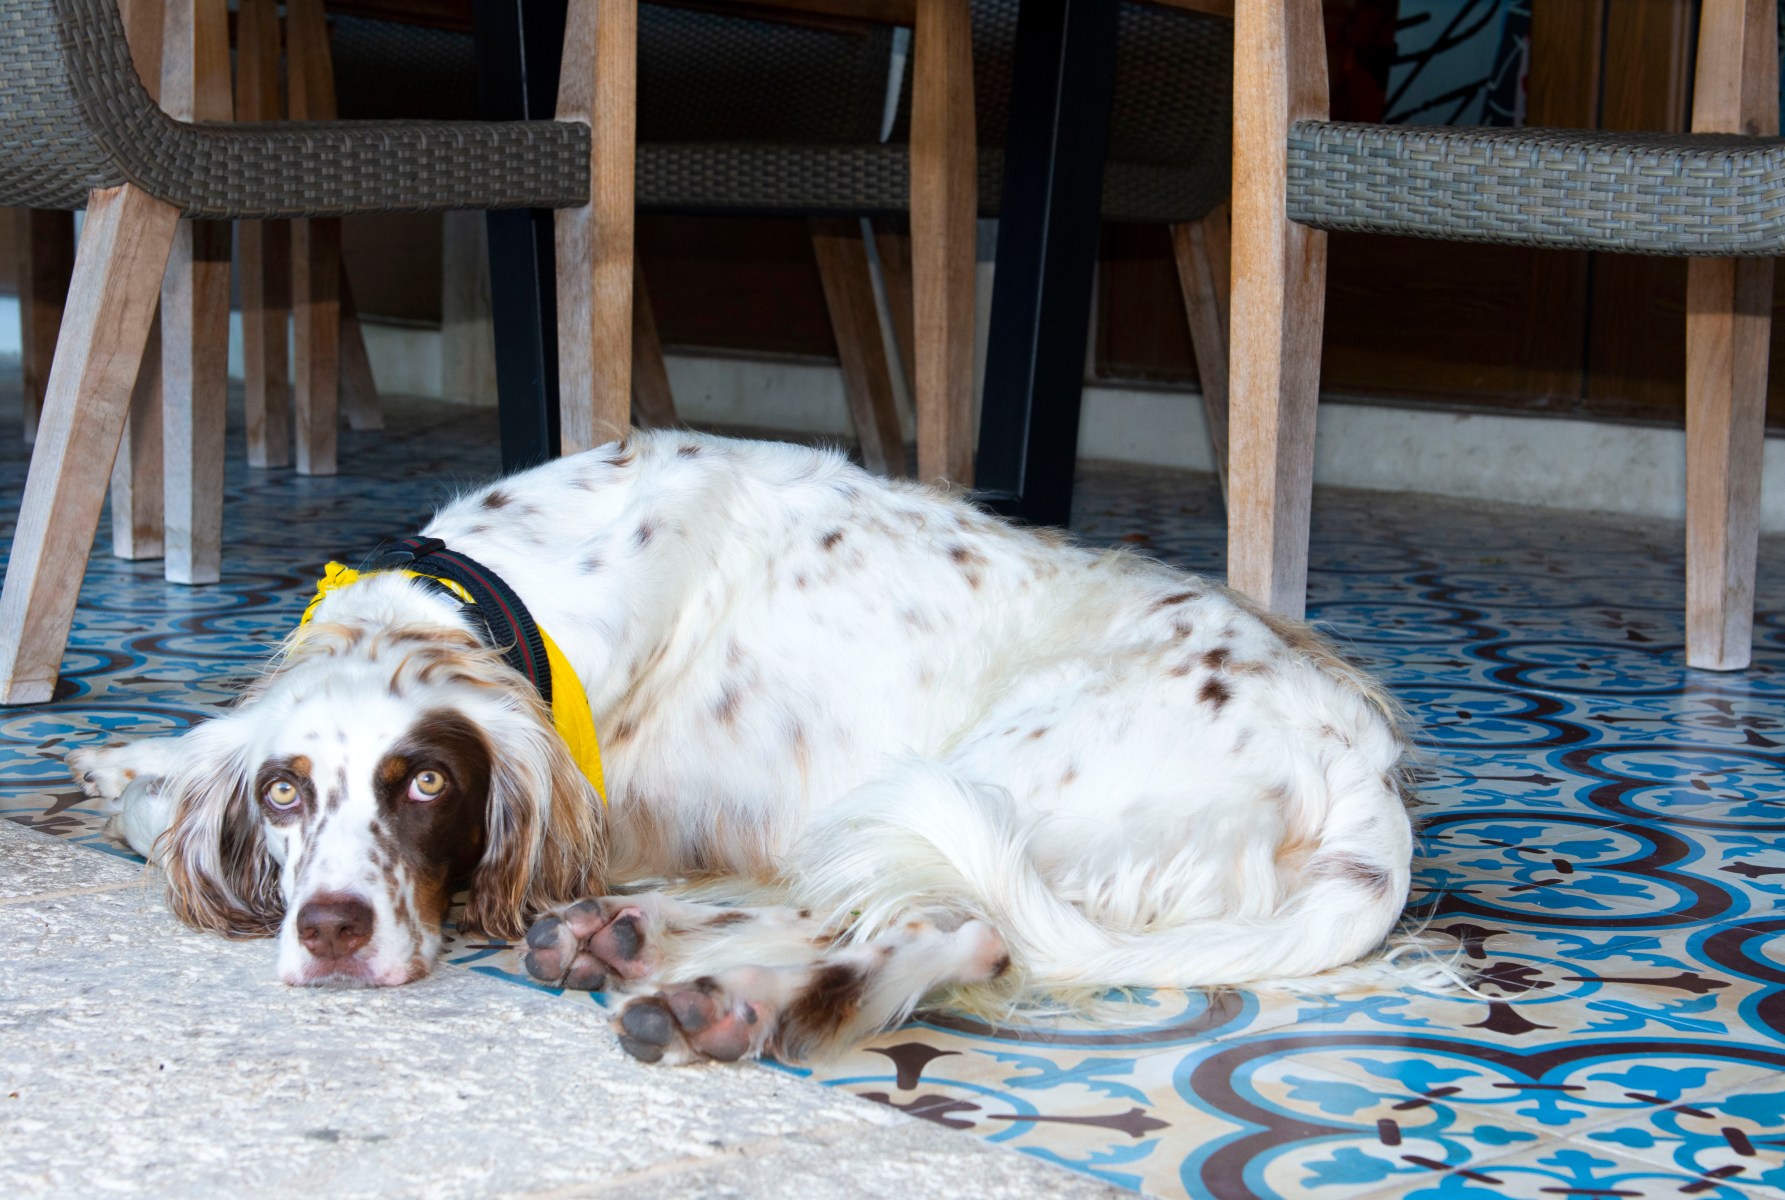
[66,743,142,810]
[521,898,657,992]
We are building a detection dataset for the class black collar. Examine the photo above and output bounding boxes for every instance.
[367,536,553,705]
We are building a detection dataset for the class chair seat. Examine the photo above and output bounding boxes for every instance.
[1289,120,1785,257]
[148,119,590,219]
[637,142,1224,224]
[0,0,590,218]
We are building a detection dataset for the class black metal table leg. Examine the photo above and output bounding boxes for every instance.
[473,0,567,474]
[974,0,1119,526]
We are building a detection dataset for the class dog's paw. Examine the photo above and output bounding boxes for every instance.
[613,978,768,1065]
[66,743,142,810]
[521,898,656,992]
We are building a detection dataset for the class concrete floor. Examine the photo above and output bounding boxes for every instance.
[0,820,1119,1199]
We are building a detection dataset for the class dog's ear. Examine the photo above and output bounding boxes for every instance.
[462,698,608,940]
[160,716,283,938]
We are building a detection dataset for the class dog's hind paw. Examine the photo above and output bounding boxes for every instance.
[613,978,768,1065]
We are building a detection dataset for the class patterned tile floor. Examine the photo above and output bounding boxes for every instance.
[2,396,1782,1200]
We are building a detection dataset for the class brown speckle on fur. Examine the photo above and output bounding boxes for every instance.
[706,909,753,928]
[1152,591,1198,610]
[634,520,658,548]
[1317,854,1395,899]
[677,443,701,458]
[1199,676,1231,712]
[819,528,846,551]
[482,489,510,510]
[782,962,869,1055]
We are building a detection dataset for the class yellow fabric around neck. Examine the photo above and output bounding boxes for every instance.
[299,562,606,803]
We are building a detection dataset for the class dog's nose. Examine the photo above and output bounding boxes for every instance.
[297,894,374,960]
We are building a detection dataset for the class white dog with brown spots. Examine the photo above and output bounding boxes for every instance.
[71,430,1439,1064]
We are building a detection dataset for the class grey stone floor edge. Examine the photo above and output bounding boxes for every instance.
[0,821,1123,1199]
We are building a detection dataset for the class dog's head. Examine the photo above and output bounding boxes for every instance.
[157,575,607,986]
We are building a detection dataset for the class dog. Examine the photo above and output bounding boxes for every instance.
[69,429,1425,1065]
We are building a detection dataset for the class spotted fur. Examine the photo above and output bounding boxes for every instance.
[75,430,1427,1049]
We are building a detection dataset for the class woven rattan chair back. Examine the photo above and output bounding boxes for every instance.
[0,0,588,218]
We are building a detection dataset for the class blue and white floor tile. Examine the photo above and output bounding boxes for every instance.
[1,401,1780,1199]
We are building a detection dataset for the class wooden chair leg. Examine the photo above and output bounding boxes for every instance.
[812,218,906,476]
[14,209,75,446]
[159,0,232,585]
[629,252,678,429]
[291,218,341,474]
[1228,0,1329,619]
[873,222,917,398]
[0,185,180,705]
[909,0,976,485]
[1683,0,1777,670]
[240,218,292,467]
[108,0,167,554]
[1685,259,1771,670]
[236,0,291,468]
[287,0,339,475]
[340,270,384,430]
[161,216,232,585]
[110,312,165,560]
[555,0,637,453]
[1172,205,1233,501]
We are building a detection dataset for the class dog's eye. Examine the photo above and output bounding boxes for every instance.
[263,780,300,810]
[407,770,447,802]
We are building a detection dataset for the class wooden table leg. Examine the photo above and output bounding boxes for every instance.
[472,0,567,474]
[973,0,1119,523]
[1227,0,1329,619]
[0,186,180,705]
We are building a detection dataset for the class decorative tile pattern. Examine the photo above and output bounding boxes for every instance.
[2,405,1782,1199]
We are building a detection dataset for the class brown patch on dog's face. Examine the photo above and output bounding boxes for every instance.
[254,755,318,825]
[371,709,492,930]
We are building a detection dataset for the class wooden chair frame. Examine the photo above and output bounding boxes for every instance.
[1229,0,1774,671]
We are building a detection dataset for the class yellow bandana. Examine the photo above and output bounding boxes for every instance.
[299,562,606,803]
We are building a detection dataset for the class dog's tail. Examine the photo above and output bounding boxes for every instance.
[789,759,1461,1007]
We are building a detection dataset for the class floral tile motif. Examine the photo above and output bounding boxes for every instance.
[1288,917,1784,1051]
[1573,1080,1785,1196]
[1367,1141,1760,1199]
[3,403,1784,1199]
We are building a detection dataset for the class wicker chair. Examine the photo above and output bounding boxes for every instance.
[1231,0,1781,671]
[0,0,601,705]
[328,1,1232,484]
